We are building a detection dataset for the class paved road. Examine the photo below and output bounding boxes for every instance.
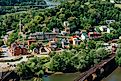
[0,55,49,72]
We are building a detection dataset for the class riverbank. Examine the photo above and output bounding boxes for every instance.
[19,72,81,81]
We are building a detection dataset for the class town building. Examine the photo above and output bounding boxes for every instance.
[88,32,101,39]
[27,39,36,48]
[10,43,28,56]
[61,38,70,48]
[32,44,51,54]
[106,20,115,24]
[69,36,81,46]
[48,40,57,50]
[87,27,101,39]
[99,26,110,33]
[63,21,70,34]
[61,31,67,36]
[28,32,59,40]
[53,28,59,33]
[80,30,89,40]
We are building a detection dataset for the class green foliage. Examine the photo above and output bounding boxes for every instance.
[96,42,103,49]
[79,42,86,49]
[0,39,4,46]
[6,31,18,46]
[96,48,109,60]
[16,46,110,79]
[102,33,114,42]
[87,40,96,49]
[0,0,45,6]
[29,43,36,50]
[50,47,109,72]
[50,50,76,72]
[115,49,121,66]
[15,56,50,79]
[1,0,121,38]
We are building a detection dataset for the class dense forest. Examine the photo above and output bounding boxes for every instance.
[0,0,47,15]
[0,0,121,6]
[0,0,46,6]
[0,0,121,44]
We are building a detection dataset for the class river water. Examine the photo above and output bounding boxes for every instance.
[102,67,121,81]
[20,72,80,81]
[42,72,80,81]
[44,67,121,81]
[43,67,121,81]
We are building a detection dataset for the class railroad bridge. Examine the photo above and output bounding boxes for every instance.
[74,55,117,81]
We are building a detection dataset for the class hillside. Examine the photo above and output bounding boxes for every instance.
[0,0,46,6]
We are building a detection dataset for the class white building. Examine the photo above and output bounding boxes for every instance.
[81,32,88,40]
[63,21,69,27]
[99,26,110,33]
[106,20,115,24]
[53,28,59,33]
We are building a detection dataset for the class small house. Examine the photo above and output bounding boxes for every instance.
[81,32,88,40]
[70,36,81,46]
[48,41,57,49]
[64,27,70,34]
[53,28,59,33]
[99,26,110,33]
[63,21,70,34]
[88,32,101,39]
[106,20,115,24]
[87,27,101,39]
[61,38,70,48]
[27,39,36,48]
[61,31,67,36]
[64,21,69,27]
[33,46,51,54]
[39,46,51,54]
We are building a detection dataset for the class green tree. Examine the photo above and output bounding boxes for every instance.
[29,43,36,51]
[115,49,121,66]
[96,48,108,60]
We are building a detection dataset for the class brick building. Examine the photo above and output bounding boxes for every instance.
[10,43,28,56]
